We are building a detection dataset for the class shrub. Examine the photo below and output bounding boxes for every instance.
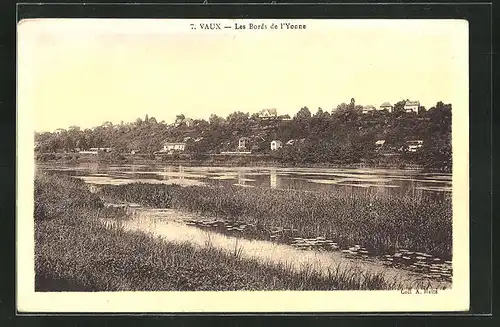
[34,173,103,221]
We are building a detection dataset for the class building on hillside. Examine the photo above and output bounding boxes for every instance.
[278,115,292,121]
[184,118,194,127]
[270,140,283,151]
[379,102,393,112]
[258,108,278,119]
[404,100,420,113]
[79,149,98,155]
[374,140,386,152]
[130,149,139,155]
[162,142,186,152]
[362,105,376,114]
[89,147,113,153]
[238,137,249,150]
[285,138,305,146]
[406,140,424,152]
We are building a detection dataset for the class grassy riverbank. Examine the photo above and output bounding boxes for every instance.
[100,182,452,259]
[35,173,399,291]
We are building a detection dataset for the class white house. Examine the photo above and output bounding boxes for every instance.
[79,150,98,155]
[258,108,278,119]
[89,147,113,153]
[362,105,376,114]
[270,140,283,151]
[238,137,249,149]
[375,140,386,146]
[163,142,186,152]
[404,101,420,113]
[379,102,393,112]
[406,140,423,152]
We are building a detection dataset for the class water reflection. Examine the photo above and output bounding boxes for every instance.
[237,170,244,186]
[38,163,452,198]
[270,168,277,189]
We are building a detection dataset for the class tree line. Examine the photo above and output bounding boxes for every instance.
[35,100,452,170]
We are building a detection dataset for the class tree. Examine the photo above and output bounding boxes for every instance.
[349,98,356,110]
[295,106,311,120]
[209,114,224,125]
[175,114,186,125]
[314,107,330,119]
[332,103,350,114]
[393,99,408,114]
[226,111,249,124]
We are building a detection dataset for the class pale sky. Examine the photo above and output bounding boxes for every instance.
[17,19,468,132]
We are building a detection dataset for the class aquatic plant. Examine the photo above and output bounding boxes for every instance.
[99,182,452,259]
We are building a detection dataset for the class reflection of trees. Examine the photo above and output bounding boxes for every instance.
[270,169,278,188]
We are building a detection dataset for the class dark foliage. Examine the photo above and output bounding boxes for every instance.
[35,101,452,169]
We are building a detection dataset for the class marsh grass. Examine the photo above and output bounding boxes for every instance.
[100,183,452,259]
[35,173,402,291]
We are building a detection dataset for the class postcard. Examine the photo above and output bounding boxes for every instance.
[17,18,469,312]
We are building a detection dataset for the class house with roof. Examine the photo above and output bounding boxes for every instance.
[362,105,376,114]
[406,140,423,152]
[285,138,305,146]
[374,139,385,151]
[404,101,420,113]
[258,108,278,119]
[379,102,393,112]
[270,140,283,151]
[162,142,186,152]
[89,147,114,153]
[238,137,250,150]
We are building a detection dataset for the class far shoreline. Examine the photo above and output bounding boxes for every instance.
[35,152,452,173]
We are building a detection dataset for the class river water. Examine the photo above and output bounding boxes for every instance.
[38,163,451,199]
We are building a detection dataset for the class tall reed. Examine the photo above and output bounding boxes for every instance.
[100,183,452,258]
[35,173,403,291]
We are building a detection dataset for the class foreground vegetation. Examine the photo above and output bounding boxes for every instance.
[100,182,452,259]
[35,173,400,291]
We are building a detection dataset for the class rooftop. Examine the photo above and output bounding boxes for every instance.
[405,101,420,106]
[259,108,277,115]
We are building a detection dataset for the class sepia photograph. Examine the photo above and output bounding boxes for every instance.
[17,18,469,312]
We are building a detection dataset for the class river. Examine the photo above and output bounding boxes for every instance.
[38,162,451,199]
